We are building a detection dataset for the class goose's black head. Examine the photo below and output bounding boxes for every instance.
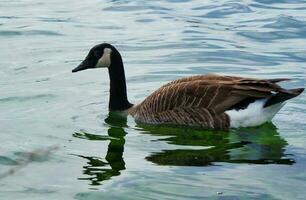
[72,43,121,73]
[72,43,132,111]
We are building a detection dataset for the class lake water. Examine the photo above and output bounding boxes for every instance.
[1,0,306,199]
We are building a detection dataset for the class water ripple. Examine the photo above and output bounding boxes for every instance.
[103,5,171,12]
[0,94,56,103]
[0,156,18,166]
[199,3,253,18]
[238,30,306,42]
[154,50,286,66]
[264,15,306,29]
[0,30,63,36]
[38,17,73,23]
[254,0,306,4]
[249,3,306,10]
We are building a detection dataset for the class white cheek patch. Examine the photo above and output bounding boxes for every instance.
[96,48,112,68]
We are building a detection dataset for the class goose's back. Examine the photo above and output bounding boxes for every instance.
[128,74,288,129]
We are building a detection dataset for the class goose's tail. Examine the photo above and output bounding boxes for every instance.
[264,88,304,108]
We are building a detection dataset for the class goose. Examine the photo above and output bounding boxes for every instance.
[72,43,304,130]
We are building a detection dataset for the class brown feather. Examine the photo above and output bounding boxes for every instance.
[128,74,302,130]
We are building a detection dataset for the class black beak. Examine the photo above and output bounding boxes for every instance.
[72,59,94,73]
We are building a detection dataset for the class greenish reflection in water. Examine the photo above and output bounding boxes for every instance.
[140,123,294,166]
[72,112,127,186]
[73,113,294,186]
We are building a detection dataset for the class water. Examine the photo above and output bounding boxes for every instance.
[1,0,306,199]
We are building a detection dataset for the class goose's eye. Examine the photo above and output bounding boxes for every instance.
[94,50,102,57]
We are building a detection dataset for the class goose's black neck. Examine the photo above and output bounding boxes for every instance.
[108,50,133,111]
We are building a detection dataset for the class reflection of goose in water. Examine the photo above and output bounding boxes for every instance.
[73,113,293,186]
[138,122,294,166]
[72,113,127,186]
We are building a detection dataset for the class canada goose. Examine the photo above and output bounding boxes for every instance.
[72,43,304,130]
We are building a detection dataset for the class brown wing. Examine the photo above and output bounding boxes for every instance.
[129,74,301,130]
[161,74,241,87]
[133,75,283,115]
[162,74,289,87]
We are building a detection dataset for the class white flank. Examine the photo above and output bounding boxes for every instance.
[96,48,112,68]
[225,99,285,128]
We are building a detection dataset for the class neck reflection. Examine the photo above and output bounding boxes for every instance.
[73,112,127,186]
